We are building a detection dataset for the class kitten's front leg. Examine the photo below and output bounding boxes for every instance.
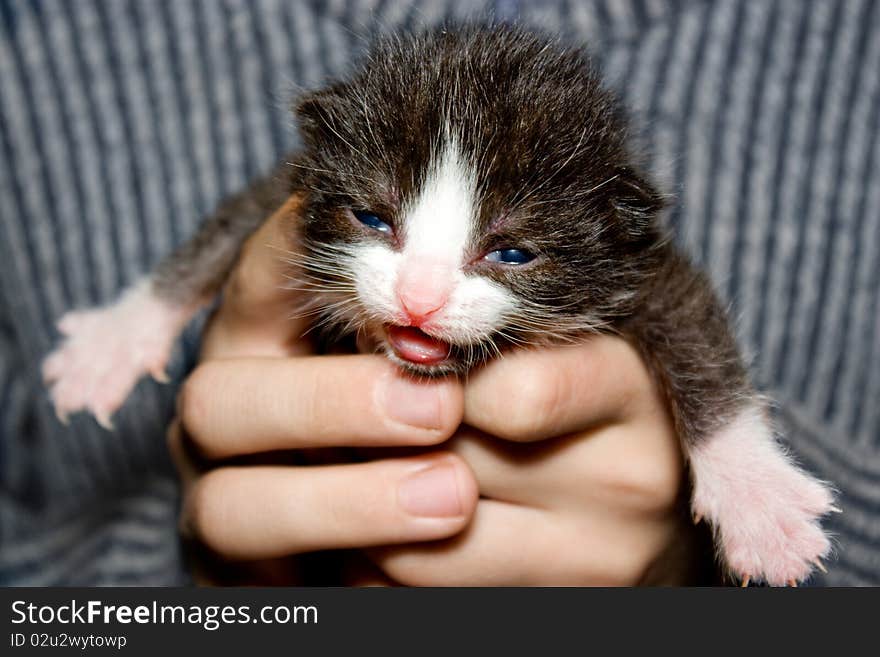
[43,161,298,428]
[43,281,198,428]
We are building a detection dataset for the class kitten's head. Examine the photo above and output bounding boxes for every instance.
[290,26,663,376]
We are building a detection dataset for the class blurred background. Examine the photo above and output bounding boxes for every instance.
[1,0,878,585]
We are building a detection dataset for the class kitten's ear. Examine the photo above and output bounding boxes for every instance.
[293,85,346,141]
[611,167,664,239]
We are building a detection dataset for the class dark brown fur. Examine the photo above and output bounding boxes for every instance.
[155,25,752,451]
[293,28,665,334]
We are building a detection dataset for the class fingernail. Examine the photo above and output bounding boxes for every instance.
[398,462,463,517]
[382,375,444,430]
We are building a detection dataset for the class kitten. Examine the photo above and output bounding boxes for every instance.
[43,25,836,586]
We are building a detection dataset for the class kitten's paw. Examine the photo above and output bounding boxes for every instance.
[42,281,193,429]
[689,405,836,586]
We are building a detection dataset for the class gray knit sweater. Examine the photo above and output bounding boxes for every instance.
[1,0,877,585]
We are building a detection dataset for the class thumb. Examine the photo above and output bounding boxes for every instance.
[200,193,311,360]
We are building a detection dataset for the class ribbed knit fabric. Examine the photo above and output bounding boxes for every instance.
[1,0,877,585]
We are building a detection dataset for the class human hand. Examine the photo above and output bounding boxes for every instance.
[169,195,708,585]
[363,338,709,585]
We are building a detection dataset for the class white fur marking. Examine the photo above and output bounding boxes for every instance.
[352,243,404,322]
[42,279,196,428]
[437,273,514,342]
[689,404,835,585]
[403,137,476,265]
[349,134,518,344]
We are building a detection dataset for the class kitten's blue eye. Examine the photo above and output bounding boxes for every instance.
[484,248,536,265]
[353,210,392,234]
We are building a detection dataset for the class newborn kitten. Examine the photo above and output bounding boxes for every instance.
[43,25,836,586]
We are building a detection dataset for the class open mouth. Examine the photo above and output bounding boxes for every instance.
[385,325,452,366]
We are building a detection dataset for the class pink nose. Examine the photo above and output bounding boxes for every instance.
[396,263,452,325]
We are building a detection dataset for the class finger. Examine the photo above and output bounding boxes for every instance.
[200,193,309,360]
[179,355,464,458]
[368,499,670,586]
[446,420,683,515]
[463,336,659,442]
[182,454,478,560]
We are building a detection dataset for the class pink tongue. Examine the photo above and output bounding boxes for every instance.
[387,326,451,365]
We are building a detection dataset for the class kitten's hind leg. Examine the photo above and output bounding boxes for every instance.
[43,159,296,428]
[688,403,835,586]
[625,246,836,585]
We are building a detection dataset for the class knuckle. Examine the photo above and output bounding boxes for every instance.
[494,368,565,441]
[604,461,680,515]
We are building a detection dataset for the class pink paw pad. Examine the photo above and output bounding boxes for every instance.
[42,281,193,428]
[689,405,836,586]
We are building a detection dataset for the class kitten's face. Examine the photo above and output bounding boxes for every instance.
[291,27,661,375]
